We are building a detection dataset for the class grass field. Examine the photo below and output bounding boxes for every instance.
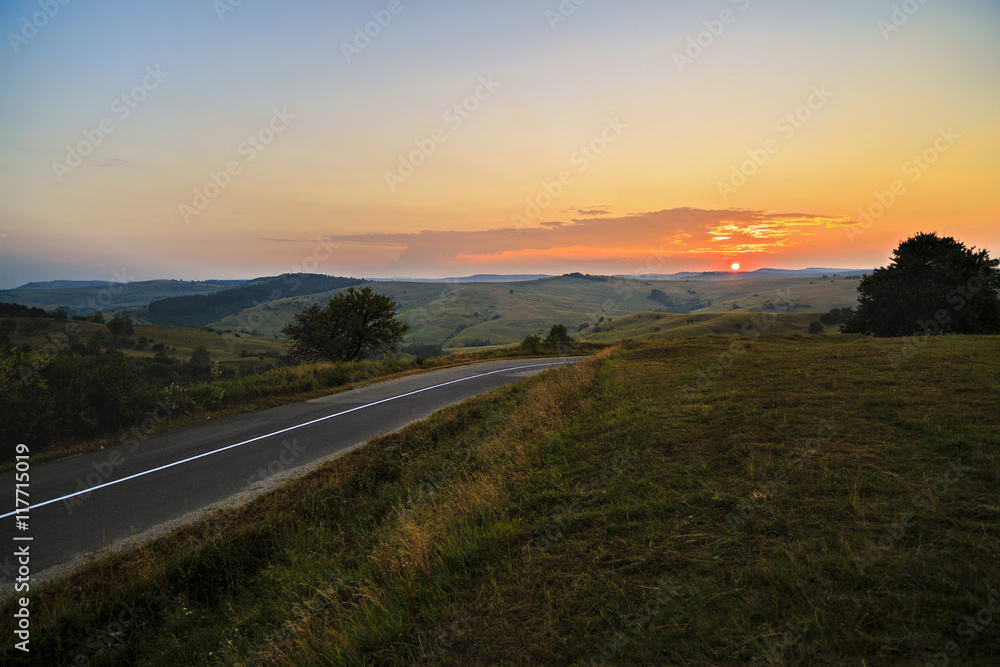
[4,334,997,665]
[209,274,862,346]
[3,319,285,368]
[577,311,826,342]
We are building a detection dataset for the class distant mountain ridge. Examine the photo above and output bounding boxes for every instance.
[144,274,365,328]
[381,274,551,283]
[15,280,119,290]
[636,268,870,281]
[0,279,250,314]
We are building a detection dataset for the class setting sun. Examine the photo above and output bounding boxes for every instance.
[731,263,741,271]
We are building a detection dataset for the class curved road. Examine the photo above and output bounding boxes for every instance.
[0,357,580,589]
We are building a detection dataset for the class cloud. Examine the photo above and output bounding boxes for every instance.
[321,208,852,270]
[575,208,611,216]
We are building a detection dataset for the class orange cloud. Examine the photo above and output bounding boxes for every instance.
[320,208,855,271]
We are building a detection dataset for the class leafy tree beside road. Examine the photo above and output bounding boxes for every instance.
[842,232,1000,336]
[281,287,409,362]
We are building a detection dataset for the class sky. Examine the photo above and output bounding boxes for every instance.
[1,0,998,287]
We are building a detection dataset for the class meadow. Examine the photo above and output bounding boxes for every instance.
[3,318,284,368]
[209,274,862,347]
[4,334,997,665]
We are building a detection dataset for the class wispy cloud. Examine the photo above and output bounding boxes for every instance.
[321,208,852,270]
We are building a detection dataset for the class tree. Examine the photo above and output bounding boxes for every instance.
[842,233,1000,336]
[106,313,135,337]
[545,323,571,348]
[808,321,824,334]
[53,306,68,322]
[819,307,853,326]
[188,345,211,374]
[281,287,409,362]
[520,334,543,354]
[0,348,51,458]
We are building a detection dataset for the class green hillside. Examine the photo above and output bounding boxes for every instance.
[143,274,365,328]
[578,311,825,341]
[210,275,863,347]
[3,318,284,368]
[6,335,997,665]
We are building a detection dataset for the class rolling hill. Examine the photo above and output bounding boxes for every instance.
[208,274,863,347]
[3,271,864,348]
[0,279,248,315]
[3,318,285,368]
[143,274,365,328]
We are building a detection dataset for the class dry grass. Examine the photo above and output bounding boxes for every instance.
[3,336,998,666]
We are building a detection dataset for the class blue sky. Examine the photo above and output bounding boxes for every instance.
[1,0,998,286]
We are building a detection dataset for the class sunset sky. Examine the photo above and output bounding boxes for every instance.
[1,0,998,287]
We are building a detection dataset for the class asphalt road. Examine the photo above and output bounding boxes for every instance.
[0,357,580,588]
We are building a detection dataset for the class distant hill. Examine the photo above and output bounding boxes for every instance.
[15,280,118,290]
[382,274,551,283]
[639,268,870,281]
[578,311,822,341]
[144,274,366,328]
[4,271,864,347]
[208,273,863,348]
[0,279,249,314]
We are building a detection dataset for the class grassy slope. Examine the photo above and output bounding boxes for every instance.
[4,335,998,665]
[209,275,862,345]
[5,319,284,367]
[578,311,824,342]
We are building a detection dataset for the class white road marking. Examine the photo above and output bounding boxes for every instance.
[1,360,573,519]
